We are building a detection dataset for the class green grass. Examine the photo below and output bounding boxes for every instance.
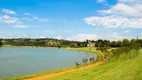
[63,47,100,54]
[47,49,142,80]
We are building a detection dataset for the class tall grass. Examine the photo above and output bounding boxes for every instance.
[107,46,140,62]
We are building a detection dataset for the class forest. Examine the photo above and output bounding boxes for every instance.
[0,38,142,48]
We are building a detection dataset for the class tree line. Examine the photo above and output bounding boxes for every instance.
[92,39,142,48]
[75,38,142,70]
[0,38,87,47]
[96,39,141,61]
[0,38,142,48]
[0,40,2,46]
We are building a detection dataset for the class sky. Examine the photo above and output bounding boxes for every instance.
[0,0,142,41]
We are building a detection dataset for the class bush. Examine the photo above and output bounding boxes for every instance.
[0,40,2,46]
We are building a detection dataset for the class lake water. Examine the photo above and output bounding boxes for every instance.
[0,47,96,79]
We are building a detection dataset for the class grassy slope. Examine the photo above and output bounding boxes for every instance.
[47,50,142,80]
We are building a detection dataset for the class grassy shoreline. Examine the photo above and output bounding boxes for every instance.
[64,47,104,60]
[2,45,58,48]
[4,66,77,80]
[4,47,103,80]
[46,49,142,80]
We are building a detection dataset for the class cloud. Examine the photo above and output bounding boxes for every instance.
[39,36,46,38]
[55,32,126,41]
[124,30,131,33]
[98,3,142,17]
[0,34,29,39]
[21,17,33,21]
[24,13,31,15]
[0,15,28,28]
[84,0,142,28]
[119,0,142,5]
[13,23,28,28]
[33,16,49,22]
[97,0,106,3]
[84,16,142,28]
[0,15,18,24]
[67,34,99,41]
[0,9,48,28]
[23,12,49,22]
[1,9,16,14]
[55,36,64,40]
[22,16,49,22]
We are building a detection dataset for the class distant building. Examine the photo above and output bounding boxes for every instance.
[137,36,139,40]
[87,41,95,47]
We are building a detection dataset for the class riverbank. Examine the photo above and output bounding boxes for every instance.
[64,47,104,60]
[47,49,142,80]
[2,45,58,48]
[4,47,105,80]
[26,59,107,80]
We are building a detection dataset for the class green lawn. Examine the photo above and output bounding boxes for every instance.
[47,49,142,80]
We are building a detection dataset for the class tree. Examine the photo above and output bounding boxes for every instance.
[89,57,95,64]
[75,62,80,71]
[82,58,88,65]
[104,39,110,46]
[110,41,117,47]
[123,39,130,46]
[70,43,78,48]
[0,40,2,46]
[137,39,142,47]
[97,39,104,47]
[117,40,123,47]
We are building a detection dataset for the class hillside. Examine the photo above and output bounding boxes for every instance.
[47,50,142,80]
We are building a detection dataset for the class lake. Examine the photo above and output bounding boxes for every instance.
[0,47,96,79]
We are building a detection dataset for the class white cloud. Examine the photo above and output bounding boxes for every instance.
[2,9,16,14]
[21,17,33,21]
[0,15,18,24]
[39,36,46,38]
[22,12,49,22]
[98,3,142,17]
[13,24,28,28]
[0,15,28,28]
[24,13,31,15]
[23,34,27,38]
[84,0,142,28]
[55,32,126,41]
[23,13,49,22]
[22,16,49,22]
[0,34,29,39]
[97,0,106,3]
[55,36,64,40]
[67,34,99,41]
[84,16,142,28]
[119,0,142,5]
[33,16,49,22]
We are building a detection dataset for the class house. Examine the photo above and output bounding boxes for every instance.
[87,41,95,47]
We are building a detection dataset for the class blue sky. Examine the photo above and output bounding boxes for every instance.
[0,0,142,41]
